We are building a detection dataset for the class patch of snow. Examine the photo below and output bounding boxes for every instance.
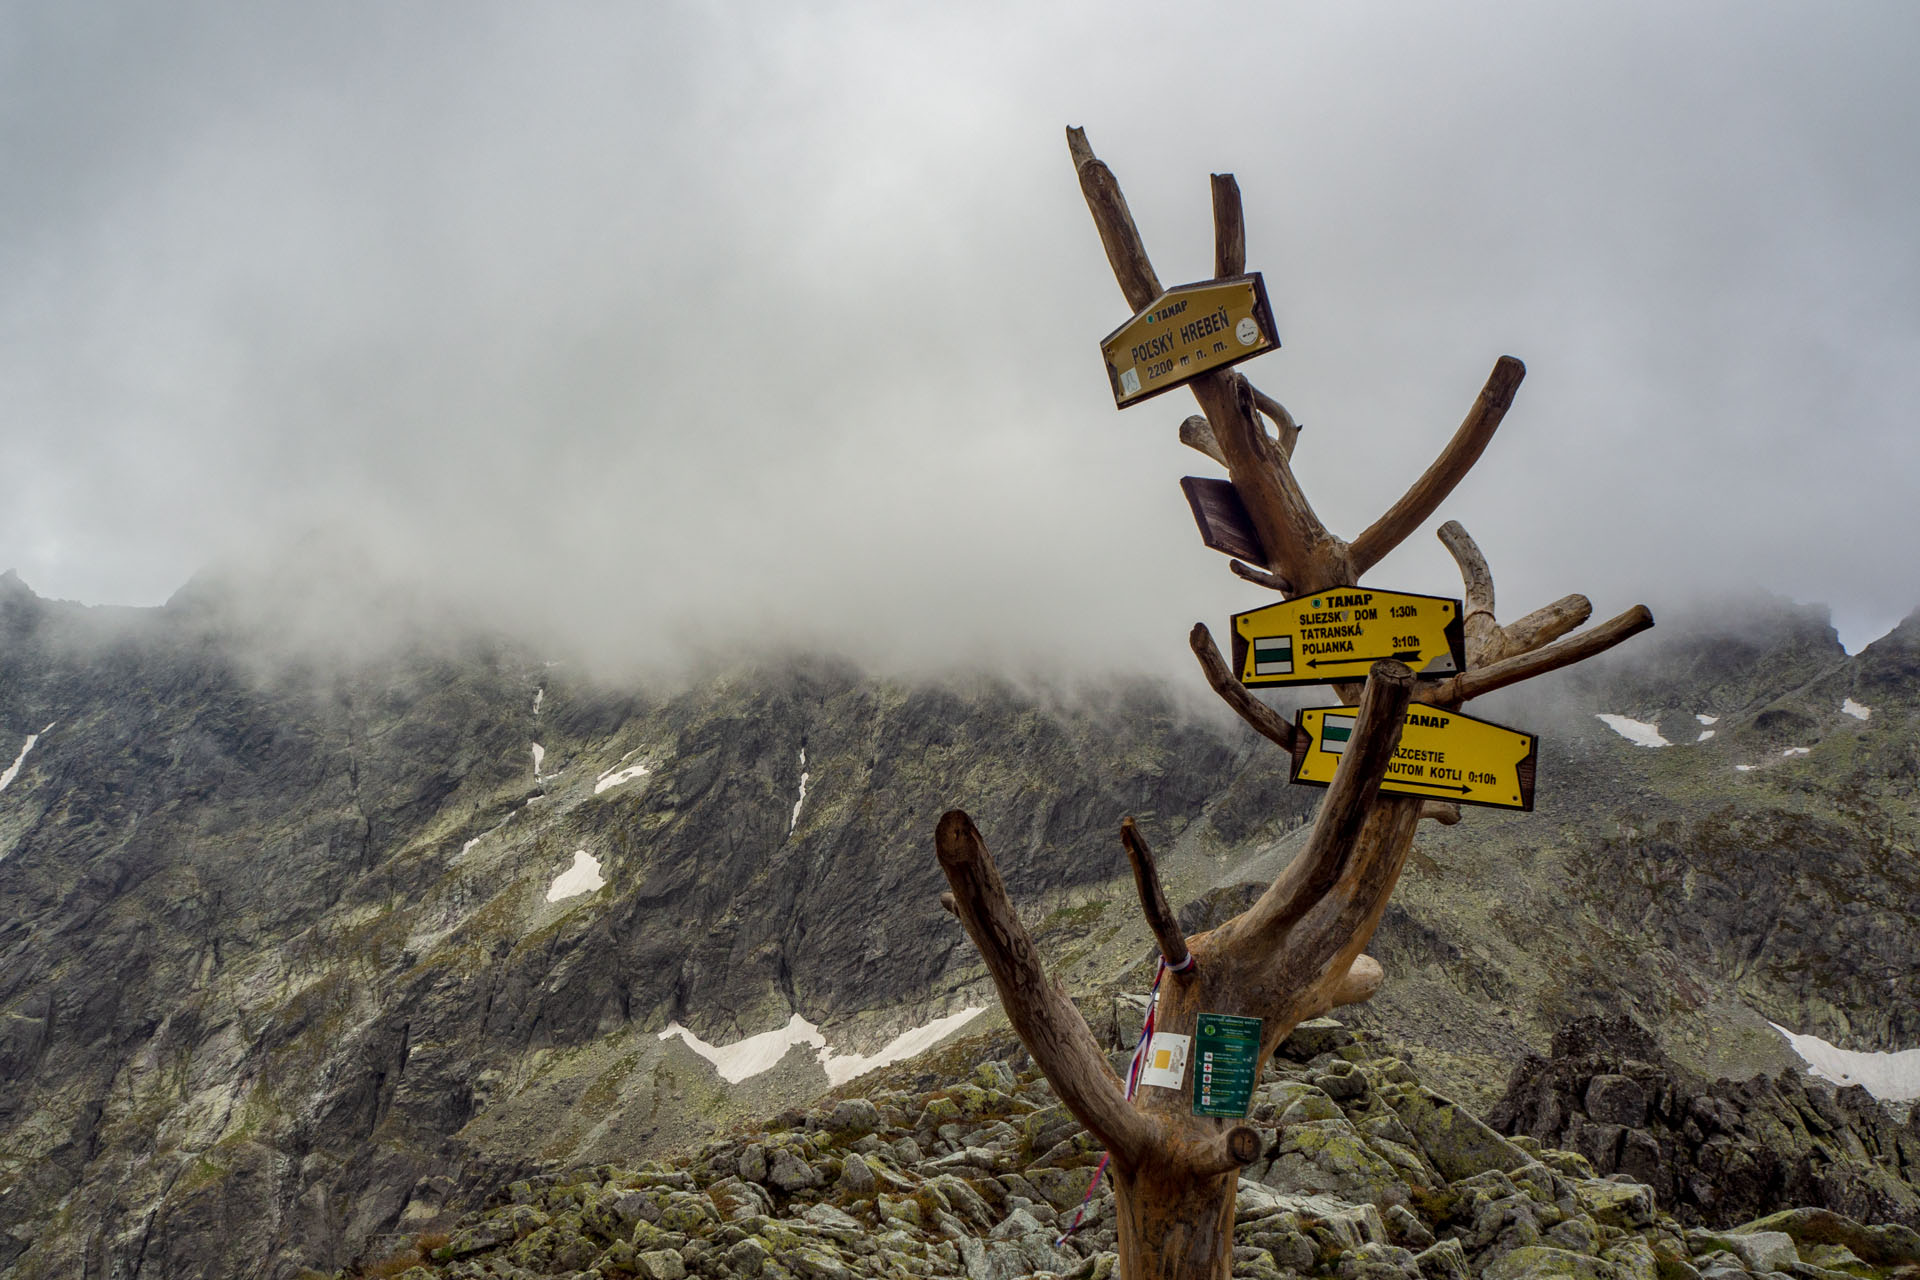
[1696,714,1719,726]
[1596,714,1670,747]
[533,688,544,716]
[1735,764,1757,772]
[0,725,50,794]
[1770,1022,1920,1102]
[1696,729,1716,742]
[1842,698,1871,721]
[460,837,481,856]
[818,1007,988,1086]
[545,850,605,902]
[658,1007,989,1086]
[789,747,810,832]
[1783,746,1812,757]
[660,1014,828,1083]
[531,743,546,776]
[595,761,652,794]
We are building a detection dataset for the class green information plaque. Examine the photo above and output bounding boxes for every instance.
[1192,1012,1263,1117]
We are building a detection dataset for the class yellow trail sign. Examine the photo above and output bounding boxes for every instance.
[1100,274,1278,408]
[1290,704,1538,812]
[1232,588,1463,688]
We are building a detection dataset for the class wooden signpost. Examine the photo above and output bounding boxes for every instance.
[1100,274,1278,408]
[1231,587,1464,687]
[933,128,1655,1280]
[1290,703,1537,811]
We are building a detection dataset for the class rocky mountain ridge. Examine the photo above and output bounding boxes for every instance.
[1491,1017,1920,1232]
[2,569,1918,1277]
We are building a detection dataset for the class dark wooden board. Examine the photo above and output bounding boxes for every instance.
[1180,476,1269,567]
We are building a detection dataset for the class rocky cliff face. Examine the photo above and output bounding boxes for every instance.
[1490,1016,1920,1232]
[2,569,1918,1279]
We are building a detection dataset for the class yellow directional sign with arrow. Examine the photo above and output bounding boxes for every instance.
[1290,704,1538,812]
[1231,588,1464,688]
[1100,274,1278,408]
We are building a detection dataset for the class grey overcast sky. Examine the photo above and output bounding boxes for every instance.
[2,2,1916,676]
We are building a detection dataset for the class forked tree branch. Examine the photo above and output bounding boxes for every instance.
[1238,792,1423,1018]
[1349,357,1526,575]
[1437,521,1505,667]
[1249,385,1302,460]
[1211,173,1244,278]
[1420,801,1462,825]
[1217,662,1415,960]
[1230,559,1292,593]
[1437,604,1654,703]
[1503,593,1593,656]
[935,810,1156,1165]
[1296,953,1385,1021]
[1189,383,1297,473]
[1179,415,1229,467]
[1120,818,1192,977]
[1189,624,1298,750]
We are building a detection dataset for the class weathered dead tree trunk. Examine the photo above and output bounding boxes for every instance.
[933,128,1655,1280]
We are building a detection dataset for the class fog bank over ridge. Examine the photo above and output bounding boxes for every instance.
[4,3,1917,673]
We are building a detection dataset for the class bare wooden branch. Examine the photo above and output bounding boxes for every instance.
[1067,126,1162,311]
[1120,818,1192,977]
[1230,559,1292,593]
[1190,624,1297,751]
[1211,173,1244,278]
[1190,1124,1264,1177]
[1503,593,1592,656]
[1228,662,1415,952]
[1420,801,1461,826]
[936,810,1156,1164]
[1179,415,1229,467]
[1249,384,1302,460]
[1349,356,1526,575]
[1438,605,1654,703]
[1436,520,1505,667]
[1297,954,1384,1021]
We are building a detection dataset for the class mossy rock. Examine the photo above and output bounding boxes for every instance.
[1383,1085,1531,1183]
[1732,1207,1920,1267]
[1262,1120,1406,1207]
[1480,1245,1623,1280]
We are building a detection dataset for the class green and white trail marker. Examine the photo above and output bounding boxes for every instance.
[1192,1013,1263,1118]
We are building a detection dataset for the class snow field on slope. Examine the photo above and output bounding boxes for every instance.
[545,850,605,902]
[0,724,53,795]
[1770,1022,1920,1102]
[789,747,810,832]
[595,761,651,794]
[1596,715,1670,747]
[660,1006,987,1086]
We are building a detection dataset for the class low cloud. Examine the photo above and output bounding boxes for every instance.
[4,2,1917,677]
